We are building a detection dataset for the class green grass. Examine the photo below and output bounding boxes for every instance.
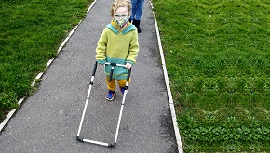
[0,0,93,121]
[1,0,270,152]
[152,0,270,152]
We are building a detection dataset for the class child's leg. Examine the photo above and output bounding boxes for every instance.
[117,79,130,94]
[106,76,116,91]
[117,79,127,88]
[105,77,116,100]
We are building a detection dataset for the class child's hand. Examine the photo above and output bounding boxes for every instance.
[125,63,132,69]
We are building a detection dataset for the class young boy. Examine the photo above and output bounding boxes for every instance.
[96,0,139,100]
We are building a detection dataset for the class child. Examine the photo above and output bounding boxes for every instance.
[96,0,139,100]
[129,0,144,33]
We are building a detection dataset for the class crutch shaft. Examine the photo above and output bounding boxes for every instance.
[77,99,89,136]
[114,77,130,144]
[77,62,98,137]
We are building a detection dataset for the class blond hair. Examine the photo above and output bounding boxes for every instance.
[110,0,132,16]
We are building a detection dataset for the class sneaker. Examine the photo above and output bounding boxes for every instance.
[105,90,115,100]
[120,87,125,94]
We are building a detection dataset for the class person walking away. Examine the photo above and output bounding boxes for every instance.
[129,0,144,33]
[96,0,140,100]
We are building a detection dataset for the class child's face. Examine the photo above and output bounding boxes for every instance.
[113,6,129,29]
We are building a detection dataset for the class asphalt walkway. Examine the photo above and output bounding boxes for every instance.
[0,0,180,152]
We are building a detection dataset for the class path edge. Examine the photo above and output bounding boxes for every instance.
[149,0,184,152]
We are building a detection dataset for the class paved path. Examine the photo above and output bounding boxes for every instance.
[0,0,179,152]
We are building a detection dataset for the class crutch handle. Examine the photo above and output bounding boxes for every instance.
[105,62,126,67]
[127,68,131,81]
[92,61,98,76]
[89,61,98,85]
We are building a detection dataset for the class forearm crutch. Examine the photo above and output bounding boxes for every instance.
[76,62,131,148]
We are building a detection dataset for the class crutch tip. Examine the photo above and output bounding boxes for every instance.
[108,143,116,148]
[76,136,83,142]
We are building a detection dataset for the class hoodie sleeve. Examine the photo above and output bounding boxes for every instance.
[96,29,108,62]
[126,30,139,65]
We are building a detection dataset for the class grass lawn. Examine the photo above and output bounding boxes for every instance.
[0,0,93,121]
[1,0,270,152]
[152,0,270,152]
